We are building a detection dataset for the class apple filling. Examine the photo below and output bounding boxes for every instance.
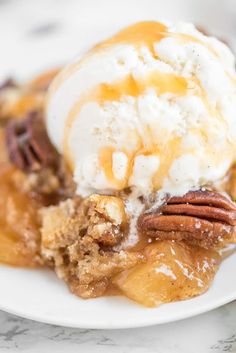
[0,72,235,307]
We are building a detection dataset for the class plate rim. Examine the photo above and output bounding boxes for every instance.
[0,283,235,329]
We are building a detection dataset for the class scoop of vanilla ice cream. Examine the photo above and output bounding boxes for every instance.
[47,21,236,199]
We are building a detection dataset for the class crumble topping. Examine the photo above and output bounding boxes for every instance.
[40,196,142,298]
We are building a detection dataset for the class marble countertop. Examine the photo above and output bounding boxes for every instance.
[0,302,236,353]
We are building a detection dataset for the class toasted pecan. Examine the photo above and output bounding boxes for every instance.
[5,110,58,172]
[138,190,236,248]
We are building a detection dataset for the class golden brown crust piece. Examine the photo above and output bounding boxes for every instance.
[40,195,142,298]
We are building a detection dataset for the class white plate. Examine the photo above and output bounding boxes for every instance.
[0,253,236,329]
[0,0,236,329]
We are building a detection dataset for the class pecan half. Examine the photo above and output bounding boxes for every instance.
[0,78,17,91]
[138,190,236,248]
[5,110,58,172]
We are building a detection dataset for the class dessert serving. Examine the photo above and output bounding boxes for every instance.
[1,21,236,307]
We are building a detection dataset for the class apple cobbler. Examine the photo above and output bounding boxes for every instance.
[1,21,236,307]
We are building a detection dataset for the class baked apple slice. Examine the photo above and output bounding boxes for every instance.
[113,241,220,307]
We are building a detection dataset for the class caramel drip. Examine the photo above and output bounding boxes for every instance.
[99,147,117,187]
[63,68,230,191]
[48,21,219,99]
[95,21,167,56]
[152,137,182,190]
[99,21,214,56]
[48,22,167,97]
[99,147,131,189]
[64,70,188,173]
[100,71,187,100]
[49,21,235,190]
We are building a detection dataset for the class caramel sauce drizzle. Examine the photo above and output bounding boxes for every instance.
[64,70,189,188]
[48,22,167,96]
[49,21,234,190]
[49,21,218,98]
[95,21,167,56]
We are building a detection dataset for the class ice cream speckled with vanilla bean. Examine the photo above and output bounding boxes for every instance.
[47,21,236,235]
